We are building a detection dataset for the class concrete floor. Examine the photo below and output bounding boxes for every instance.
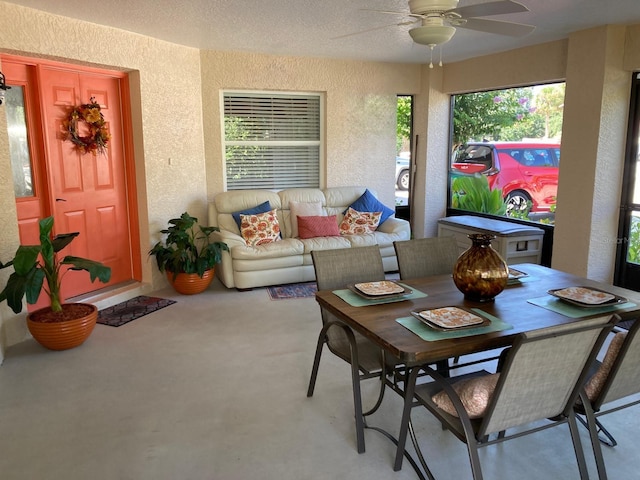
[0,278,638,480]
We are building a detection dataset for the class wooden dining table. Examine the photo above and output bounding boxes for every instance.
[314,263,640,477]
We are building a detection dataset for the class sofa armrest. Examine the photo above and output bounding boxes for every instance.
[213,230,246,249]
[378,217,411,236]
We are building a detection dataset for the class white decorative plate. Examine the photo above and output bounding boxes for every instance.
[354,281,405,296]
[548,286,624,306]
[416,307,485,329]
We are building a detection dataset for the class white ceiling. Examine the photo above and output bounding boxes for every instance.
[4,0,640,64]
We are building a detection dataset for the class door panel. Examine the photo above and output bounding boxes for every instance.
[4,56,138,308]
[2,60,46,245]
[38,66,133,299]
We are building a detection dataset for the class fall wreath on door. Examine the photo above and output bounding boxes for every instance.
[61,97,110,155]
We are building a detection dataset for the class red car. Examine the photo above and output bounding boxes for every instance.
[451,141,561,213]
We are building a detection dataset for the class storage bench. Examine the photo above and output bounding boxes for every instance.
[437,215,544,265]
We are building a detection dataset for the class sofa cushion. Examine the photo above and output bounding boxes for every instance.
[290,201,323,237]
[339,207,381,235]
[298,215,340,239]
[299,235,352,253]
[230,238,304,260]
[232,200,272,229]
[240,209,282,246]
[346,189,395,225]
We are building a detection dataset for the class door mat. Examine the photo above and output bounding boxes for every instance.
[97,296,176,327]
[267,282,317,300]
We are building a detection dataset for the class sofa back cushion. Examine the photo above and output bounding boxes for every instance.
[278,188,327,237]
[213,190,282,235]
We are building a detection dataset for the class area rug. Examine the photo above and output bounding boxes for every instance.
[267,282,317,300]
[97,296,176,327]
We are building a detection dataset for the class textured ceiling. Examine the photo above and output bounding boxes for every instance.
[4,0,640,64]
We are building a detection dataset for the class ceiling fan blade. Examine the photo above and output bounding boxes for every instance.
[450,0,529,18]
[361,8,423,19]
[457,18,535,36]
[331,20,417,40]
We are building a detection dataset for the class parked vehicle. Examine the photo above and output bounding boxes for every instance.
[451,141,560,213]
[396,156,410,190]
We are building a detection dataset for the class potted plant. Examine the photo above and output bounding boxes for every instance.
[0,216,112,350]
[149,212,228,294]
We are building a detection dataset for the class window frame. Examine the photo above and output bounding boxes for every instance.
[221,90,325,190]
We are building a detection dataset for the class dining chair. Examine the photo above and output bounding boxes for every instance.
[393,236,460,280]
[308,245,400,454]
[402,314,616,480]
[575,316,640,480]
[394,236,468,369]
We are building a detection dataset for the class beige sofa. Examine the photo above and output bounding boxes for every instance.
[208,186,411,289]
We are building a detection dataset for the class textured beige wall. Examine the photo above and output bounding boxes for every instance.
[553,26,630,281]
[443,40,568,94]
[200,50,421,209]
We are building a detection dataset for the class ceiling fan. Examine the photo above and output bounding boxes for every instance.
[360,0,535,64]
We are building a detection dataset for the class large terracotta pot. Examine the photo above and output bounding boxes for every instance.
[27,303,98,351]
[166,268,215,295]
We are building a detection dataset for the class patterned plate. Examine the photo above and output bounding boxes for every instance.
[412,306,487,330]
[548,286,626,307]
[354,281,405,296]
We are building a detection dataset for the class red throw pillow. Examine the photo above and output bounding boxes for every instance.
[297,215,340,239]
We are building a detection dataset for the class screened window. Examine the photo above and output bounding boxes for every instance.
[449,83,565,224]
[223,92,322,190]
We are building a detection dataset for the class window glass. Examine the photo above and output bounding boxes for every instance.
[223,92,321,190]
[449,83,565,224]
[5,85,33,198]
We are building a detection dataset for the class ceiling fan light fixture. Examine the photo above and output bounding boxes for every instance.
[409,25,456,46]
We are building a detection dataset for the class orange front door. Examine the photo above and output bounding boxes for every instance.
[39,66,133,299]
[3,56,138,308]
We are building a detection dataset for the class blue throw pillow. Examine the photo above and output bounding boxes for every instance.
[346,189,394,225]
[232,201,272,229]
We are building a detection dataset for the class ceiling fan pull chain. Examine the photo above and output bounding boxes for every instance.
[429,45,434,69]
[439,46,443,67]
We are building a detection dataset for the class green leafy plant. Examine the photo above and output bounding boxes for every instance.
[451,174,507,216]
[149,212,228,278]
[627,215,640,264]
[0,216,112,314]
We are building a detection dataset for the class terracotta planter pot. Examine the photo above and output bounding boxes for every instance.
[27,303,98,351]
[166,269,214,295]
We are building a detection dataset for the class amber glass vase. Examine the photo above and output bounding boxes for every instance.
[453,234,509,302]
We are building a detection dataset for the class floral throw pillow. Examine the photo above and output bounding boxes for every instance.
[240,209,281,246]
[339,207,381,235]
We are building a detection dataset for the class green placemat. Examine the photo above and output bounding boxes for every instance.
[333,283,427,307]
[527,296,636,318]
[396,309,513,341]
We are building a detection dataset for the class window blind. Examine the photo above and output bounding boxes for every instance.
[223,93,321,190]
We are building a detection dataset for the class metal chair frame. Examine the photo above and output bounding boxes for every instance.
[396,315,616,480]
[576,316,640,480]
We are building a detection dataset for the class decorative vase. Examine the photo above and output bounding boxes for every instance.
[27,303,98,351]
[167,268,215,295]
[453,234,508,302]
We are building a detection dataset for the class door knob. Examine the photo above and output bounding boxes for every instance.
[55,198,67,202]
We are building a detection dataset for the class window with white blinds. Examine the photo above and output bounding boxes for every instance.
[223,92,322,190]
